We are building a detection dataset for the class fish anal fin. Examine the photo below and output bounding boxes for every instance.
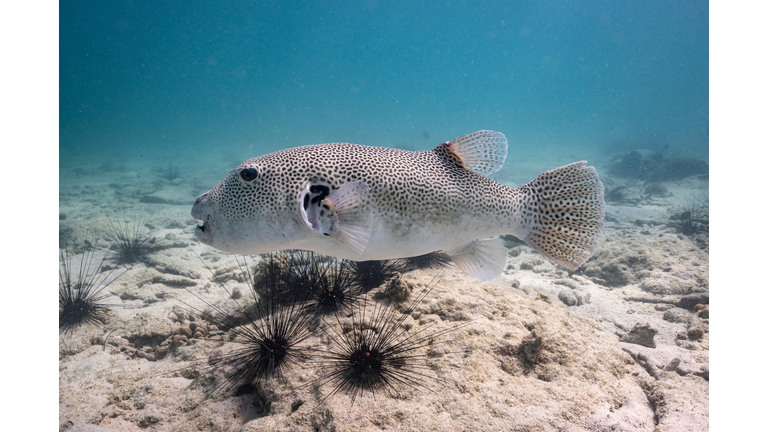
[447,238,507,282]
[437,130,508,176]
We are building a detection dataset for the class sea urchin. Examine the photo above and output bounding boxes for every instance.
[307,275,468,405]
[182,253,317,399]
[295,252,363,317]
[102,209,163,265]
[347,259,406,293]
[59,241,125,336]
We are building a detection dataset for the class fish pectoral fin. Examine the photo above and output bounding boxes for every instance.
[439,130,508,177]
[307,180,372,258]
[447,238,507,282]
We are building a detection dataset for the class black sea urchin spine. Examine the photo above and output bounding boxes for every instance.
[103,209,163,264]
[307,275,468,406]
[347,259,406,293]
[286,251,364,317]
[401,252,453,273]
[59,241,126,336]
[179,253,316,399]
[672,191,709,236]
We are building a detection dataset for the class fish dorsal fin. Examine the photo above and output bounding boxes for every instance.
[303,180,372,258]
[446,238,507,282]
[437,130,508,176]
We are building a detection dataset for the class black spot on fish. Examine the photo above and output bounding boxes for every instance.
[310,185,330,197]
[310,185,330,205]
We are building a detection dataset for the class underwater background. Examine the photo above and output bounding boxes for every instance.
[60,0,708,168]
[57,1,713,431]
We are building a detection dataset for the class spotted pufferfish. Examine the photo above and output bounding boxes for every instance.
[192,130,605,282]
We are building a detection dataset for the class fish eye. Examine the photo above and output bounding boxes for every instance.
[239,168,259,183]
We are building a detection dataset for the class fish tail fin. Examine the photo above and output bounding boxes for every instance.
[515,161,605,269]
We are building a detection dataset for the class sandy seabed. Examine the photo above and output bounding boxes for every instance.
[59,149,708,432]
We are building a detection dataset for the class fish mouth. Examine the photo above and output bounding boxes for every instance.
[192,217,211,245]
[192,214,207,237]
[191,208,209,242]
[192,212,206,231]
[195,221,206,233]
[191,194,210,241]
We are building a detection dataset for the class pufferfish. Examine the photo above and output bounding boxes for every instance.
[192,130,604,282]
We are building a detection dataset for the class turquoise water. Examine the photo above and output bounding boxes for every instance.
[58,3,711,428]
[60,0,708,168]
